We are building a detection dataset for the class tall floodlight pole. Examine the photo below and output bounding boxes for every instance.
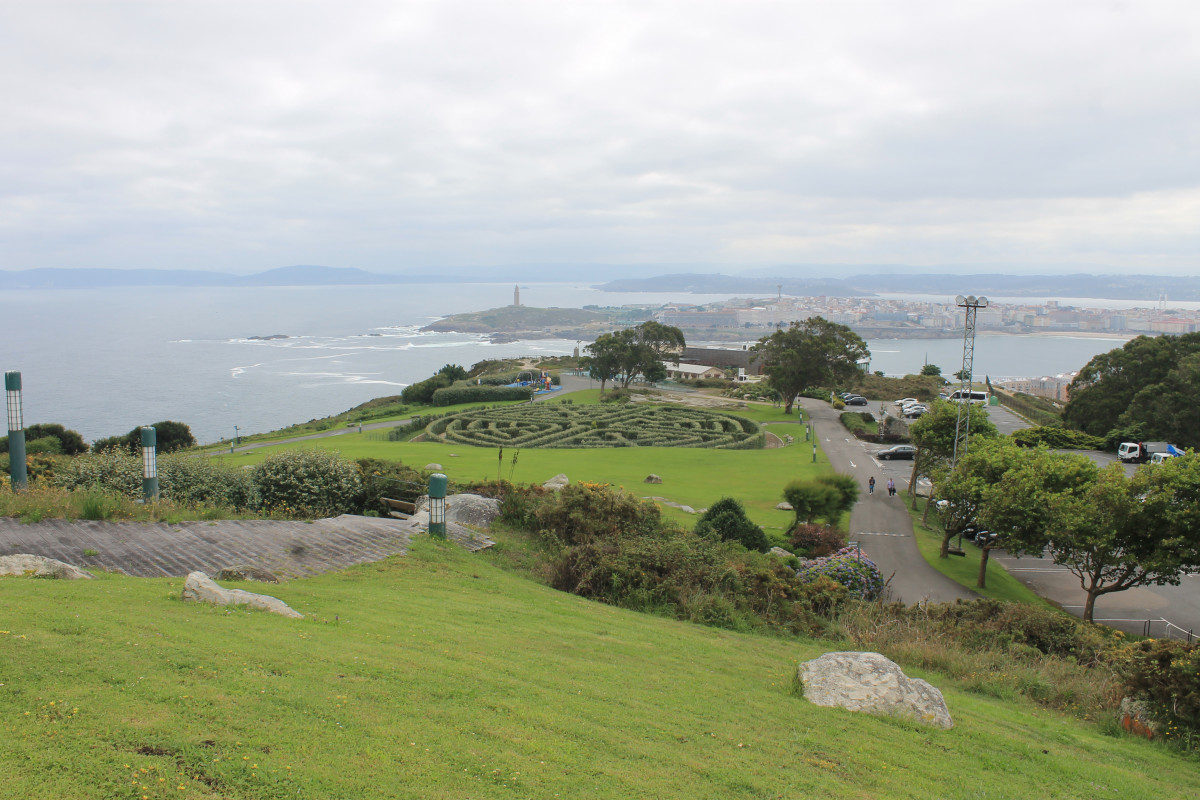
[951,295,988,467]
[5,371,27,489]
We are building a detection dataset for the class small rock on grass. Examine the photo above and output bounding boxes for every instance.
[0,554,92,580]
[182,572,302,618]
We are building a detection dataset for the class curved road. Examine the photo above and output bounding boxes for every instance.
[800,398,977,605]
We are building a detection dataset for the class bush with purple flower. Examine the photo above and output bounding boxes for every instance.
[795,547,884,600]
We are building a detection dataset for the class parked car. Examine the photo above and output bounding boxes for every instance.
[895,397,919,407]
[877,444,917,460]
[845,396,869,406]
[901,405,928,418]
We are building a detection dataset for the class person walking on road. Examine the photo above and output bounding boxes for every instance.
[887,477,896,497]
[868,476,876,494]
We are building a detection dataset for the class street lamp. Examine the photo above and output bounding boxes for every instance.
[428,472,448,539]
[141,426,159,501]
[5,371,26,489]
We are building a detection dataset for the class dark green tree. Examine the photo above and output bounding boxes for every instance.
[751,317,869,414]
[920,364,943,377]
[1063,333,1200,439]
[694,497,769,552]
[585,321,685,391]
[782,479,846,529]
[907,400,999,549]
[126,421,196,453]
[1116,351,1200,448]
[438,364,468,382]
[0,423,87,456]
[583,333,624,393]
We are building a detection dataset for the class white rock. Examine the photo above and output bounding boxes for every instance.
[776,502,794,511]
[445,493,502,528]
[769,547,795,558]
[182,572,303,618]
[0,554,92,580]
[798,651,953,729]
[543,473,569,490]
[425,463,444,471]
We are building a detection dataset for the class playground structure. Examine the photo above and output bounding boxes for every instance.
[510,370,559,394]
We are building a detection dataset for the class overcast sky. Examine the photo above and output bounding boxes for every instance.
[3,1,1199,277]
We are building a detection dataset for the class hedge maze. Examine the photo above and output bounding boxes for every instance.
[429,404,764,449]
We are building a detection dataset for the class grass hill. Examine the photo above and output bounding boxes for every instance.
[4,538,1196,799]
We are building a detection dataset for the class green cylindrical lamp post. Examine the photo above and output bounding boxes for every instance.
[141,426,159,501]
[5,371,27,489]
[428,472,448,539]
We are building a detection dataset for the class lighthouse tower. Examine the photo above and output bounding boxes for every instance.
[514,285,521,307]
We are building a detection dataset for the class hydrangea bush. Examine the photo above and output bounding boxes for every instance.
[795,547,884,600]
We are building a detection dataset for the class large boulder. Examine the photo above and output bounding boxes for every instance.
[798,651,953,729]
[445,493,502,528]
[182,572,303,618]
[0,554,92,580]
[644,474,662,484]
[543,473,569,491]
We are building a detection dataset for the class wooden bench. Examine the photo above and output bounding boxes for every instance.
[381,497,418,518]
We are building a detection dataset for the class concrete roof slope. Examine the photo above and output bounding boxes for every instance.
[0,514,491,580]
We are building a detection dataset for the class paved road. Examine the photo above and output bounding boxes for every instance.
[801,398,976,605]
[990,548,1200,638]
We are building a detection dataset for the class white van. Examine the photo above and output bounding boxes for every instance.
[946,390,988,405]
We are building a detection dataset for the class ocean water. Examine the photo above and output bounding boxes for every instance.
[2,282,1130,444]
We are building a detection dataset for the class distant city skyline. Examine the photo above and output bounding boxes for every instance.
[3,2,1199,276]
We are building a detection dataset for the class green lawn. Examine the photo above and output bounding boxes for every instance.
[216,436,826,534]
[906,500,1053,606]
[1,539,1194,799]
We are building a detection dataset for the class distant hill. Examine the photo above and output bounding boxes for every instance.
[595,272,1200,301]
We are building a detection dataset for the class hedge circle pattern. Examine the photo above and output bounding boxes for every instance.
[429,405,764,449]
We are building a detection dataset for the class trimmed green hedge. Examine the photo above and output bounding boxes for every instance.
[430,385,535,406]
[430,404,763,449]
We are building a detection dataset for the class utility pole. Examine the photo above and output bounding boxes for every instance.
[951,295,988,467]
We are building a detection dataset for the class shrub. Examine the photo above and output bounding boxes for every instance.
[24,436,64,455]
[158,455,257,509]
[599,388,632,403]
[911,598,1110,660]
[1011,426,1106,450]
[356,457,425,514]
[54,450,143,498]
[78,490,121,521]
[128,421,196,453]
[788,523,847,557]
[534,482,662,547]
[782,480,842,527]
[253,449,363,517]
[1114,639,1200,737]
[431,385,532,405]
[694,497,769,552]
[0,424,88,456]
[796,547,884,600]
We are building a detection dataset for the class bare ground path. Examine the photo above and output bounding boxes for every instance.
[0,515,492,579]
